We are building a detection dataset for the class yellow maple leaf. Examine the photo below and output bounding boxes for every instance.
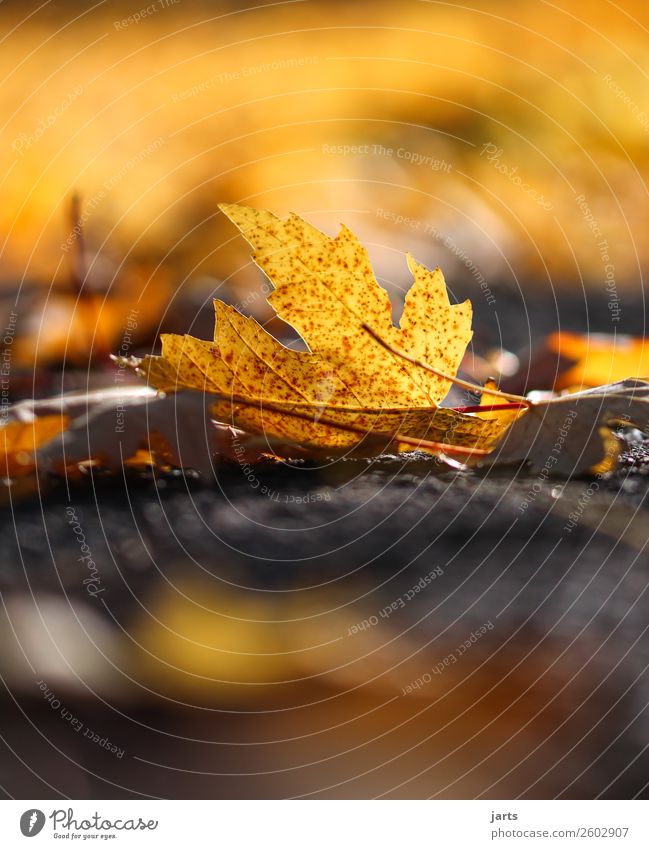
[0,414,68,476]
[219,203,473,406]
[122,205,522,456]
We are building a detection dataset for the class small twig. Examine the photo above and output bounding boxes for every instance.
[66,192,113,367]
[68,193,87,295]
[392,431,489,457]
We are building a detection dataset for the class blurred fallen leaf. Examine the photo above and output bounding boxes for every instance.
[502,332,649,396]
[12,263,172,368]
[1,413,68,476]
[9,195,173,370]
[548,332,649,391]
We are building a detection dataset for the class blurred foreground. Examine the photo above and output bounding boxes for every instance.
[2,451,649,799]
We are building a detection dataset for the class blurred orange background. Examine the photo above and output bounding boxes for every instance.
[2,0,649,300]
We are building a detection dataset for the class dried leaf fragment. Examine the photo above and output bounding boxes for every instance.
[479,379,649,476]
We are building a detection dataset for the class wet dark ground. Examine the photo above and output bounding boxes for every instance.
[1,287,649,799]
[1,441,649,799]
